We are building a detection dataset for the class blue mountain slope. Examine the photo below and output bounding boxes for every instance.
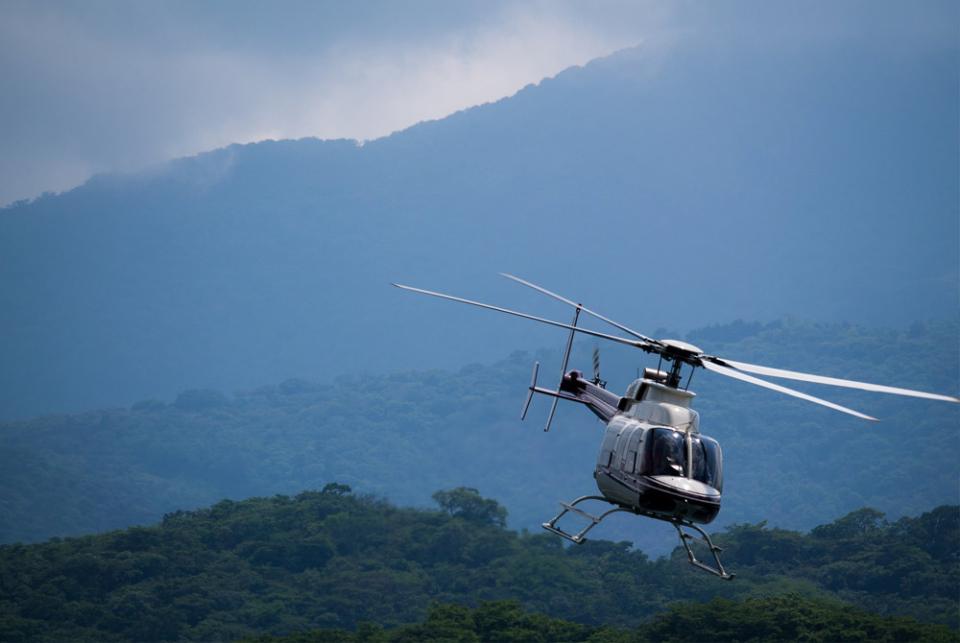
[1,320,956,558]
[0,43,956,418]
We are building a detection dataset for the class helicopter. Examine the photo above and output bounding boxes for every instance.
[393,274,960,579]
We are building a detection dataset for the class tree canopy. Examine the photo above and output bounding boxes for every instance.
[0,488,955,641]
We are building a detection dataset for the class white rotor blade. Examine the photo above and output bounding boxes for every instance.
[719,358,960,404]
[701,360,878,421]
[500,273,658,344]
[392,283,651,351]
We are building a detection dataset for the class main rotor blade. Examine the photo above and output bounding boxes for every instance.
[500,273,659,344]
[716,358,960,404]
[392,283,651,351]
[701,360,878,421]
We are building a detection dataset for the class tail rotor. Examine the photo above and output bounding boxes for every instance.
[543,305,582,432]
[518,305,583,432]
[521,362,540,421]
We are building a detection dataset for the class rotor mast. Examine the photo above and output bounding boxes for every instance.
[657,339,704,389]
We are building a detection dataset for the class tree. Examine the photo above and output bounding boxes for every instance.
[432,488,507,527]
[811,508,886,540]
[321,483,352,496]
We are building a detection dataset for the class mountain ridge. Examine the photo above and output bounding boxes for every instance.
[0,42,956,418]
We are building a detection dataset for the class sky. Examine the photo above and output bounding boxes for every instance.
[0,0,956,207]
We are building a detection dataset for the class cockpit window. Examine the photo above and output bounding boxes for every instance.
[691,435,723,492]
[643,428,723,491]
[646,428,686,477]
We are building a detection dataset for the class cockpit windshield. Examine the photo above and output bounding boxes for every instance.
[647,428,686,477]
[692,435,723,491]
[643,428,723,491]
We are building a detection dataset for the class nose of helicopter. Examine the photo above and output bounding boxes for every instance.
[649,475,721,499]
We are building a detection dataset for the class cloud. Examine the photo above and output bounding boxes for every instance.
[0,0,955,206]
[0,1,654,205]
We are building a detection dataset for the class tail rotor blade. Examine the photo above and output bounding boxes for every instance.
[544,395,560,433]
[545,307,581,433]
[714,358,960,404]
[521,361,540,421]
[700,359,878,421]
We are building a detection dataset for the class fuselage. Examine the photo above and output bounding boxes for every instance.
[560,370,724,524]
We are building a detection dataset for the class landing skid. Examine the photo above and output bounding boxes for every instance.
[541,495,630,544]
[672,521,735,580]
[541,495,735,580]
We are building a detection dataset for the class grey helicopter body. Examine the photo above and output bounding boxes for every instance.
[394,275,960,579]
[550,364,721,522]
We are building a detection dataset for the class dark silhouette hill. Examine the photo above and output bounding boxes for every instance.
[0,488,955,641]
[1,43,956,419]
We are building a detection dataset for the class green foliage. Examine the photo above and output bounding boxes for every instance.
[0,489,956,641]
[245,602,594,643]
[432,487,508,527]
[639,595,957,643]
[250,597,956,643]
[810,508,886,540]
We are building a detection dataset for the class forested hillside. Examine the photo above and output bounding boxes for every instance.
[251,598,956,643]
[1,39,956,419]
[0,488,956,641]
[1,319,957,557]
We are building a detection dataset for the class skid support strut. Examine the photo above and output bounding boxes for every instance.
[541,495,630,544]
[672,521,735,580]
[541,495,735,580]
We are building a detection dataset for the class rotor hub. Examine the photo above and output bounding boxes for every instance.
[658,339,703,358]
